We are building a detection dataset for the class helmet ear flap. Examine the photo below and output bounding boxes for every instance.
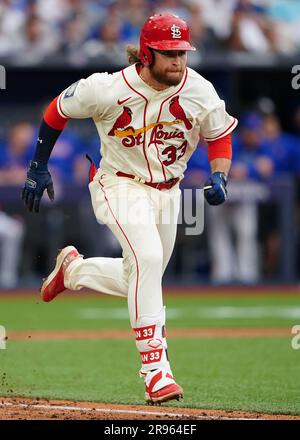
[140,46,153,66]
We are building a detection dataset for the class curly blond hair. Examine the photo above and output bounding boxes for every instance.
[126,44,141,65]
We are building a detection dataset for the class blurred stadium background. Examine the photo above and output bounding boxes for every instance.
[0,0,300,290]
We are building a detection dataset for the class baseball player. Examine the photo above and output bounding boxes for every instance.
[22,13,237,405]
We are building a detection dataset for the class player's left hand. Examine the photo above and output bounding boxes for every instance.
[22,161,54,213]
[203,171,227,205]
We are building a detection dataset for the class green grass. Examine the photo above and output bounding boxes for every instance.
[0,292,300,330]
[0,291,300,414]
[1,337,300,414]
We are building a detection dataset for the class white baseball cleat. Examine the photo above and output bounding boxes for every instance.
[142,369,183,405]
[40,246,81,302]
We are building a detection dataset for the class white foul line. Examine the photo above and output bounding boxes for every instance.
[0,402,260,420]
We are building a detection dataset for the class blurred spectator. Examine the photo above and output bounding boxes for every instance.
[35,0,73,27]
[292,105,300,139]
[83,17,125,64]
[262,113,300,176]
[187,109,299,282]
[59,12,90,65]
[0,121,34,186]
[0,0,24,31]
[259,113,299,276]
[255,95,276,116]
[183,141,210,188]
[229,0,277,53]
[0,0,25,56]
[72,134,101,185]
[154,0,190,21]
[206,112,274,284]
[1,0,300,64]
[196,0,236,49]
[7,14,59,65]
[0,209,24,288]
[0,117,84,187]
[231,112,274,181]
[47,126,85,184]
[266,0,300,55]
[184,1,206,50]
[119,0,150,45]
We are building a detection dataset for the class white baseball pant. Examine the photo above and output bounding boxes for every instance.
[64,171,181,327]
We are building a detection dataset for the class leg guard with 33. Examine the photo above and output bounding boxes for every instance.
[133,307,183,404]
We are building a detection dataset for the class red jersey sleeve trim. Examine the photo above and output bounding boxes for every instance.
[204,117,238,141]
[44,96,69,131]
[207,133,232,161]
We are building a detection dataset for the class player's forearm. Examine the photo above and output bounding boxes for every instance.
[209,158,231,177]
[32,96,69,165]
[33,120,63,165]
[207,133,232,177]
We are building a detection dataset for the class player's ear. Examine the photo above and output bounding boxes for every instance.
[149,48,155,66]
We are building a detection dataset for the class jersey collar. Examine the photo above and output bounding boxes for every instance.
[122,63,188,101]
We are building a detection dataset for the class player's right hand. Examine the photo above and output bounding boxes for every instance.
[203,171,228,205]
[22,161,54,213]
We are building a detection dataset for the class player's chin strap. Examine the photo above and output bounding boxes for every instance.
[86,154,97,183]
[133,306,172,377]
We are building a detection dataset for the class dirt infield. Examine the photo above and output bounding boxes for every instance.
[0,397,299,420]
[6,327,291,341]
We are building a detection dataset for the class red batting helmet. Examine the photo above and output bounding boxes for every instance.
[139,13,196,66]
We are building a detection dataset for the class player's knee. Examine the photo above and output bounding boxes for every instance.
[137,249,163,270]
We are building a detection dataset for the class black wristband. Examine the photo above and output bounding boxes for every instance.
[29,160,48,172]
[33,119,63,165]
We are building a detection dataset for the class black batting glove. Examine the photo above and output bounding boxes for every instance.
[204,171,228,206]
[22,161,54,213]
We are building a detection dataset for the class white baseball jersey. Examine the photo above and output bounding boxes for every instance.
[58,63,237,183]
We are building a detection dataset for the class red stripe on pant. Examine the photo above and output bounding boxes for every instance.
[98,176,140,322]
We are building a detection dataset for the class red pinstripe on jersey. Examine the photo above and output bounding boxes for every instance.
[122,70,153,182]
[57,93,69,119]
[154,69,188,181]
[204,118,237,141]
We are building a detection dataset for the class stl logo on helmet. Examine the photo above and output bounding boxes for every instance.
[171,24,181,39]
